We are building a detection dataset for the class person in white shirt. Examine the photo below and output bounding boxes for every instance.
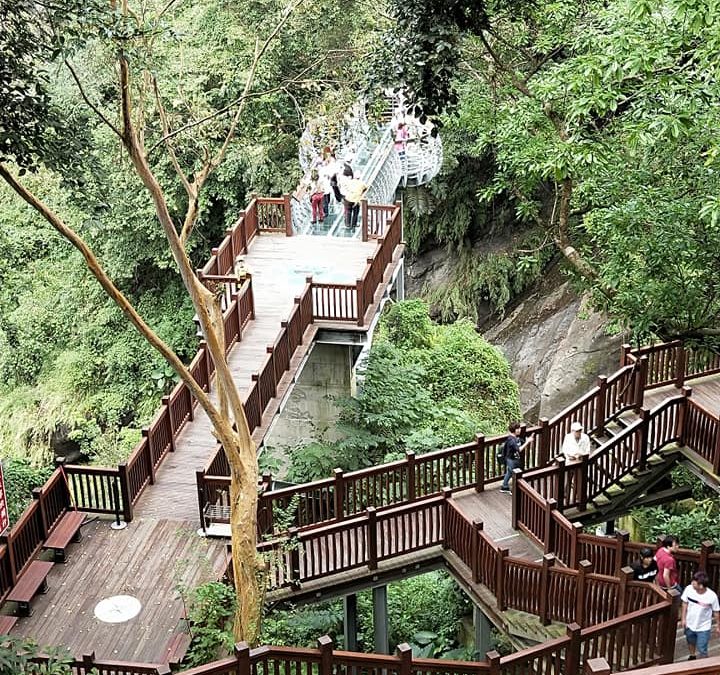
[561,421,591,461]
[681,571,720,659]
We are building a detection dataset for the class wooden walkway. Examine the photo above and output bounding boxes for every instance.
[643,375,720,417]
[136,234,376,522]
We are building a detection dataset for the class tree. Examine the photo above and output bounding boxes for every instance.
[377,0,720,342]
[0,0,369,643]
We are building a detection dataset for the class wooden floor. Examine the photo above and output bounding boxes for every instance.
[453,486,545,560]
[136,234,377,522]
[14,518,226,663]
[643,375,720,417]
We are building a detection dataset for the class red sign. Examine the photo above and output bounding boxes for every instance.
[0,463,8,534]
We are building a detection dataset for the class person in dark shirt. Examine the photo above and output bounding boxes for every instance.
[632,547,659,582]
[499,422,534,494]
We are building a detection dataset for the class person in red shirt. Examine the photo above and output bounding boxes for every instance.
[656,535,682,592]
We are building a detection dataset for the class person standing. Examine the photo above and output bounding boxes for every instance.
[656,535,682,593]
[561,421,591,461]
[681,571,720,660]
[341,168,367,229]
[394,121,409,162]
[308,169,325,224]
[499,422,534,494]
[631,547,659,582]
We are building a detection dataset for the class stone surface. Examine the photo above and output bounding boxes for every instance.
[482,265,626,420]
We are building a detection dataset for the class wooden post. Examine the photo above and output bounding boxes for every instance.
[367,507,378,570]
[621,343,632,367]
[555,457,566,511]
[32,488,48,540]
[196,470,208,534]
[141,429,155,485]
[472,520,483,584]
[283,193,293,236]
[538,417,550,464]
[318,635,333,675]
[266,346,277,398]
[333,468,345,521]
[496,547,508,610]
[575,560,592,627]
[584,658,611,675]
[596,375,608,433]
[475,434,485,492]
[544,499,557,554]
[565,623,582,675]
[713,423,720,476]
[289,527,301,588]
[235,642,251,675]
[118,463,134,523]
[397,642,412,675]
[676,342,686,387]
[539,554,555,625]
[677,386,691,445]
[162,396,176,452]
[638,408,650,472]
[663,589,681,663]
[617,566,633,616]
[406,451,416,501]
[699,541,715,572]
[486,650,501,675]
[635,356,648,409]
[614,529,630,574]
[82,653,96,670]
[361,199,369,242]
[511,468,522,529]
[441,487,452,549]
[570,522,583,568]
[356,277,365,327]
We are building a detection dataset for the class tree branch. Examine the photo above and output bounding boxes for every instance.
[65,59,123,139]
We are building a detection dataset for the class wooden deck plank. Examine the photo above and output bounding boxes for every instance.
[643,376,720,417]
[14,518,225,663]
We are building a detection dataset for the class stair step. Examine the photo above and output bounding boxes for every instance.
[619,474,639,486]
[647,453,665,466]
[593,494,612,507]
[605,483,626,496]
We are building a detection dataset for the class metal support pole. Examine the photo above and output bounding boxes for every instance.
[344,594,358,651]
[373,585,389,654]
[473,605,492,658]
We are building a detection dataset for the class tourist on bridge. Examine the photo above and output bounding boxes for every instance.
[320,149,339,216]
[499,422,534,494]
[680,571,720,660]
[339,165,367,229]
[656,535,682,593]
[561,421,591,461]
[394,121,409,161]
[631,547,659,582]
[308,169,326,224]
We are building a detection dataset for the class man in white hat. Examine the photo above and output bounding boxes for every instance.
[561,421,591,461]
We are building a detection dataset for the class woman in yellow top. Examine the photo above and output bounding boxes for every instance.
[340,165,367,229]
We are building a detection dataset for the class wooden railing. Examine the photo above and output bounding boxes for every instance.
[197,353,658,535]
[0,468,72,600]
[624,340,720,389]
[34,653,169,675]
[308,202,402,326]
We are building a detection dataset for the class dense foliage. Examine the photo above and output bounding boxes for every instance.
[0,0,376,478]
[261,571,470,655]
[377,0,720,341]
[284,300,520,481]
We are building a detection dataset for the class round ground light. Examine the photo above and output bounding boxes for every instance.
[94,595,142,623]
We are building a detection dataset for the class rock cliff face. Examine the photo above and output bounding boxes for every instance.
[406,248,625,420]
[482,265,625,420]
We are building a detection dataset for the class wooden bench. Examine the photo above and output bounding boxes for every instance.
[7,560,54,617]
[164,631,191,665]
[43,511,85,563]
[0,615,17,634]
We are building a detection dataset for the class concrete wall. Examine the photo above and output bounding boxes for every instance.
[264,343,354,452]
